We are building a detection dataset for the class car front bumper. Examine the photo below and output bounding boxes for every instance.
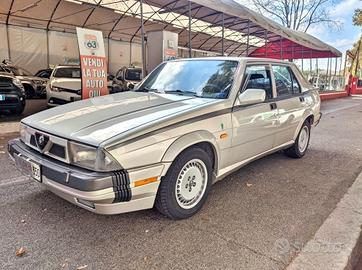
[8,139,163,215]
[47,90,81,107]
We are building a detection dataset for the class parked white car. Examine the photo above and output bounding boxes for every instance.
[46,65,81,107]
[9,57,321,219]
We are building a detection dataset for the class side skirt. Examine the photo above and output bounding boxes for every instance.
[214,140,295,183]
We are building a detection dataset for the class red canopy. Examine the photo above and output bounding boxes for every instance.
[249,39,337,59]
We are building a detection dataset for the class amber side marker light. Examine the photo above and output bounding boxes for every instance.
[134,177,158,187]
[220,133,228,139]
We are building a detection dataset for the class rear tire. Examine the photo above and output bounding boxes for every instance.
[284,121,311,158]
[155,147,212,220]
[12,103,25,115]
[24,85,35,99]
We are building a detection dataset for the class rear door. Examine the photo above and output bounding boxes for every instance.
[271,64,305,146]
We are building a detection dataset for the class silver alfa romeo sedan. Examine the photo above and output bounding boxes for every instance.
[8,57,321,219]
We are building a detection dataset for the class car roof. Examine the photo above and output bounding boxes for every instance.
[55,65,80,69]
[169,56,294,65]
[0,72,15,78]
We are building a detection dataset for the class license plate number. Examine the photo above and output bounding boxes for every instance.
[0,94,5,101]
[14,154,42,182]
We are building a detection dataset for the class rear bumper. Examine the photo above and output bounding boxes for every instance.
[8,139,162,215]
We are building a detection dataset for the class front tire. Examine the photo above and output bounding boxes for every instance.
[284,121,311,158]
[155,147,212,219]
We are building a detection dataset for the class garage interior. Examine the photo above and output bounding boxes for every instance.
[0,0,342,88]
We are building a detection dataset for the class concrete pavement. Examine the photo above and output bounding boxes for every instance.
[0,96,362,270]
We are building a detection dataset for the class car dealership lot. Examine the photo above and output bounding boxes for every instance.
[0,97,362,270]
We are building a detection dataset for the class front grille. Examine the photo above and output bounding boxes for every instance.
[23,126,68,163]
[112,171,131,202]
[0,96,19,104]
[49,143,66,159]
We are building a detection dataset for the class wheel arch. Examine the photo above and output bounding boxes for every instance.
[293,111,314,140]
[161,130,220,176]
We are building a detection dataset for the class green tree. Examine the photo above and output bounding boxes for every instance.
[353,3,362,26]
[249,0,341,32]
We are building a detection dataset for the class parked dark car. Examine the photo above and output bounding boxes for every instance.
[0,63,48,99]
[112,66,142,92]
[0,72,26,115]
[35,68,53,79]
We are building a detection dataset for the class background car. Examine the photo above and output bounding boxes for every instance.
[46,65,81,107]
[35,68,53,79]
[112,66,142,92]
[0,62,48,99]
[0,72,26,115]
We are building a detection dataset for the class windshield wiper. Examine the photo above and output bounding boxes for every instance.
[136,87,159,93]
[164,90,197,96]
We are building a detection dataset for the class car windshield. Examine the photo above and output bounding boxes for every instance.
[7,66,32,76]
[53,67,81,78]
[136,60,238,99]
[125,69,142,81]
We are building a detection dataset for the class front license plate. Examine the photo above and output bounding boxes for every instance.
[14,154,42,182]
[0,94,5,101]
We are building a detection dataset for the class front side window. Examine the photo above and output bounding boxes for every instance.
[136,60,238,99]
[272,65,294,96]
[53,68,80,78]
[125,69,142,81]
[243,65,273,100]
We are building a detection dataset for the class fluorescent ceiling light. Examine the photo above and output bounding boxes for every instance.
[65,0,83,5]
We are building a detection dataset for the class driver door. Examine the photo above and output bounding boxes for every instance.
[230,64,278,164]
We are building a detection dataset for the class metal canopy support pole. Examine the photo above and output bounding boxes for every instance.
[280,37,283,60]
[301,49,304,72]
[316,58,319,87]
[6,25,11,61]
[264,30,267,57]
[221,12,224,56]
[309,51,312,76]
[188,1,192,58]
[339,56,342,76]
[46,30,50,67]
[330,56,333,90]
[140,0,146,77]
[6,0,15,61]
[246,19,250,56]
[326,57,330,89]
[334,57,337,76]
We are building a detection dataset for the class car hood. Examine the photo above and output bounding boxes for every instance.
[22,91,220,146]
[50,78,81,90]
[17,76,47,82]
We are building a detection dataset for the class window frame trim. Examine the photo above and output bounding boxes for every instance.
[271,63,303,98]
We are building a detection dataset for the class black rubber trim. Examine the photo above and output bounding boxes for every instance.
[8,139,114,192]
[112,171,132,202]
[110,107,233,148]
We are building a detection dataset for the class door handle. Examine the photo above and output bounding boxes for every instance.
[299,96,305,102]
[270,102,277,110]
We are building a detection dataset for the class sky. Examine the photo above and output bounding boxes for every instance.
[241,0,362,70]
[308,0,361,55]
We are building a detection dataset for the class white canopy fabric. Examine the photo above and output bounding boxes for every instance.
[0,0,341,58]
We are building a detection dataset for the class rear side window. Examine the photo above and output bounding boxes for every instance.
[272,65,293,96]
[243,65,273,100]
[290,70,301,94]
[272,65,301,96]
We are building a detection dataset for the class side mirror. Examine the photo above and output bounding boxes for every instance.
[108,75,114,81]
[238,88,266,106]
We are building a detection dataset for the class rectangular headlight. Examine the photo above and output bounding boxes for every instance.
[68,141,121,172]
[19,123,30,143]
